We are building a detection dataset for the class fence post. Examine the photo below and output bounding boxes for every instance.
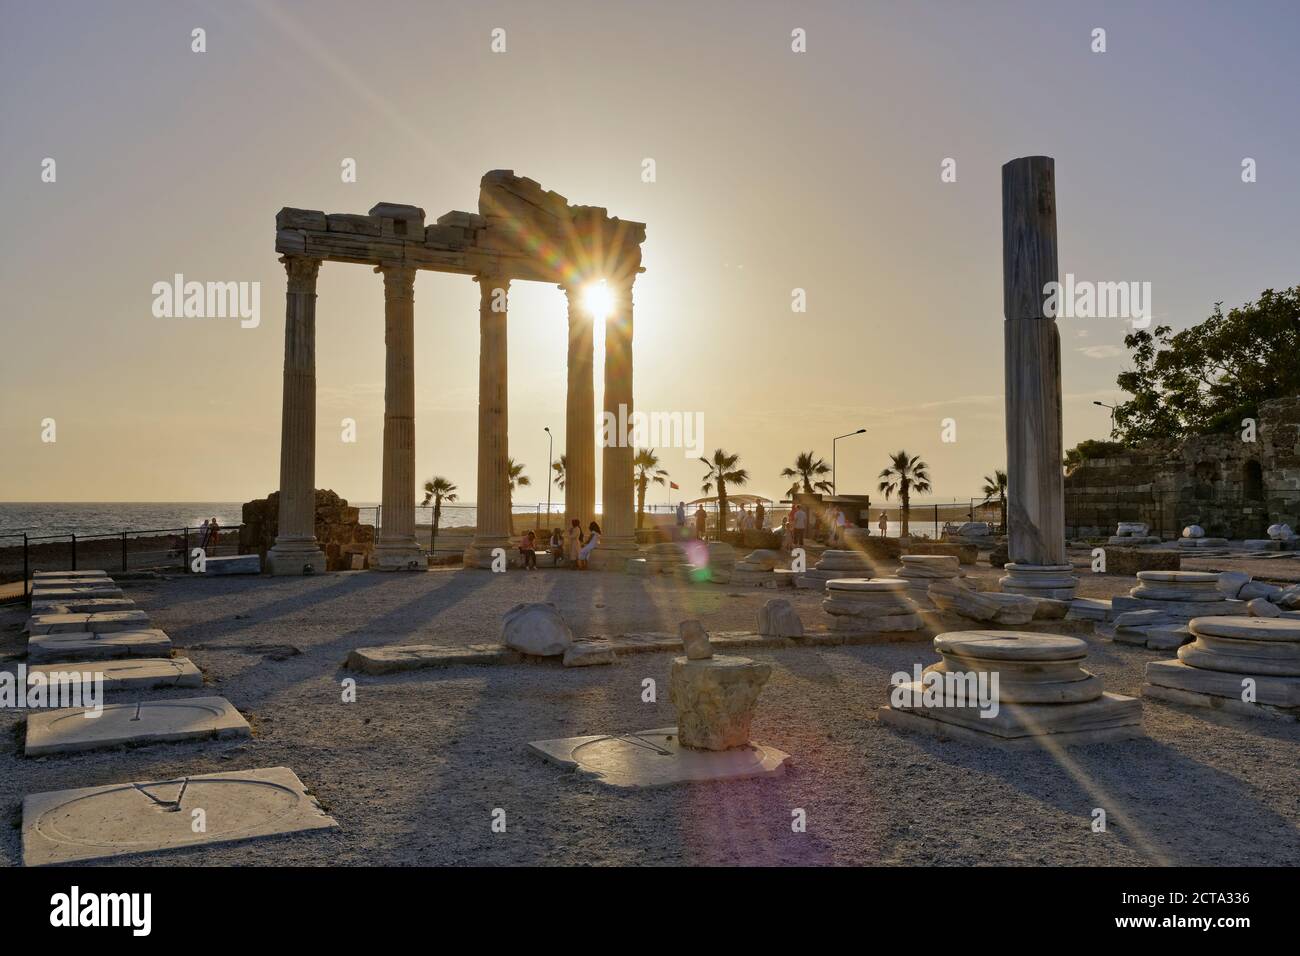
[23,533,29,606]
[183,527,189,573]
[71,533,77,571]
[122,531,128,572]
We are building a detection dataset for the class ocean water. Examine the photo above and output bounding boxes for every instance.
[0,502,486,538]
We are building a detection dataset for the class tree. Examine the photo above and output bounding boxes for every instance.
[700,448,749,535]
[1063,439,1126,473]
[551,454,567,492]
[634,448,669,529]
[981,468,1007,532]
[781,451,833,495]
[506,458,530,527]
[420,476,458,554]
[1112,287,1300,443]
[877,450,931,537]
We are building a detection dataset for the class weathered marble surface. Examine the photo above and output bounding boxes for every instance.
[669,655,772,751]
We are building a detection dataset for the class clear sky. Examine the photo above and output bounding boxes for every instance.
[2,0,1297,506]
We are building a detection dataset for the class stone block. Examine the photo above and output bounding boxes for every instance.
[326,213,381,236]
[758,599,803,638]
[562,642,616,667]
[344,643,512,674]
[502,602,573,657]
[25,696,251,756]
[30,597,135,615]
[1102,548,1180,575]
[1145,658,1300,709]
[28,629,172,663]
[203,554,261,575]
[22,767,338,866]
[276,207,327,231]
[27,610,151,635]
[23,658,202,693]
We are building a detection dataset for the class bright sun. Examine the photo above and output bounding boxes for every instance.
[582,280,614,320]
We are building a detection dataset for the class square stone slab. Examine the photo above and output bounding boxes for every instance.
[22,766,338,866]
[1144,658,1300,708]
[28,629,172,663]
[528,726,791,788]
[27,610,151,635]
[30,597,136,615]
[33,570,109,579]
[30,586,124,600]
[25,696,250,756]
[878,704,1145,747]
[344,643,514,674]
[23,658,202,693]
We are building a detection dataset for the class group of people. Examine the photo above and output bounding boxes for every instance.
[672,500,766,539]
[775,504,891,550]
[197,516,221,551]
[518,518,601,570]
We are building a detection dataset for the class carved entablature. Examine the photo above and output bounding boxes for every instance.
[275,171,646,285]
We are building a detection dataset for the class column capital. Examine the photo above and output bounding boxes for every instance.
[375,264,417,300]
[280,255,322,294]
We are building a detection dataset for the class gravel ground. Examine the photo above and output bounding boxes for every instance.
[1,559,1297,867]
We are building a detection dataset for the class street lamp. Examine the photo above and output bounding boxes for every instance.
[1093,401,1117,435]
[832,428,867,495]
[544,426,553,525]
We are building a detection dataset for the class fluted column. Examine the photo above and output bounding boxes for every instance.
[465,274,513,568]
[999,156,1077,599]
[593,277,638,567]
[268,256,328,575]
[562,284,596,531]
[372,264,423,570]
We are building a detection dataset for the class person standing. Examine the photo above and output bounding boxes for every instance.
[207,517,221,552]
[198,518,211,551]
[878,510,889,538]
[755,501,766,530]
[792,504,807,549]
[835,508,847,545]
[694,504,707,540]
[566,518,582,566]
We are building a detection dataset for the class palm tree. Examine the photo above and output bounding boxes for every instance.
[981,468,1008,532]
[420,476,458,554]
[551,454,567,492]
[634,448,669,529]
[700,448,749,534]
[506,458,530,523]
[877,450,931,537]
[781,450,833,495]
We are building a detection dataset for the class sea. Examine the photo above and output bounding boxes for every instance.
[0,502,484,538]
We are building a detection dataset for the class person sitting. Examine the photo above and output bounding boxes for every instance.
[520,530,538,570]
[577,521,601,569]
[548,527,564,566]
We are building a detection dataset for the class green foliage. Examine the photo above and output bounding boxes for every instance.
[1063,440,1126,471]
[1113,287,1300,443]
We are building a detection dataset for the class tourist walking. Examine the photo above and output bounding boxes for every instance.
[577,521,601,569]
[792,504,807,548]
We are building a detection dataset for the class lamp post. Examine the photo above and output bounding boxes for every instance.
[544,426,553,528]
[1093,401,1117,436]
[832,428,867,495]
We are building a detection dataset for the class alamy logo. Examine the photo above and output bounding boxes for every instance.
[151,273,261,328]
[0,666,103,716]
[50,886,151,936]
[600,404,704,458]
[889,664,1000,718]
[1042,273,1151,328]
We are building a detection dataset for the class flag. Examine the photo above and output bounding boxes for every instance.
[670,481,679,489]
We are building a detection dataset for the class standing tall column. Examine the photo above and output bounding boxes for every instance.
[372,264,424,570]
[465,274,513,568]
[268,256,328,575]
[999,156,1077,600]
[562,284,596,531]
[593,277,639,567]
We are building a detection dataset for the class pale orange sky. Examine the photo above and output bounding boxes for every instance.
[2,0,1297,506]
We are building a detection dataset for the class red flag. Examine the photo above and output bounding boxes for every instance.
[670,481,680,489]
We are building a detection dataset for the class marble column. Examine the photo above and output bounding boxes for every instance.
[562,283,596,532]
[464,274,513,568]
[592,277,639,567]
[999,156,1077,600]
[372,264,424,570]
[268,255,328,575]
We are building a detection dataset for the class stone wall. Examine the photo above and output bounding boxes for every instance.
[240,489,375,571]
[1065,395,1300,539]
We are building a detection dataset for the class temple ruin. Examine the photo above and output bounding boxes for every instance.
[267,171,647,572]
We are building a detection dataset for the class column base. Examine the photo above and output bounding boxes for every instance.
[267,539,328,576]
[371,539,426,572]
[463,536,512,570]
[999,563,1079,601]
